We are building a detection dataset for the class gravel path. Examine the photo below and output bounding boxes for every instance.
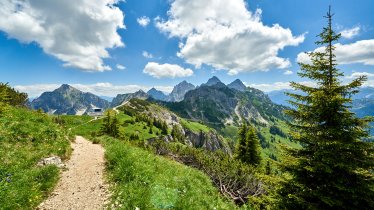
[38,136,110,210]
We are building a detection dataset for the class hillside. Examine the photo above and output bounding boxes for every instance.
[0,106,71,209]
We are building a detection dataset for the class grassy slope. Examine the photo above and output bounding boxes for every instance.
[0,107,71,209]
[102,136,237,210]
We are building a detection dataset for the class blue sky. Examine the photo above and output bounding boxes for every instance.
[0,0,373,97]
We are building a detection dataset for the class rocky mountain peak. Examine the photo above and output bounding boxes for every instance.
[228,79,247,92]
[147,88,168,101]
[169,81,196,102]
[205,76,223,86]
[57,84,74,91]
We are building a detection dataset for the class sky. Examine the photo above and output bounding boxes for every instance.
[0,0,373,98]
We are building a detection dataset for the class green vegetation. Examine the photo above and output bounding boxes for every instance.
[100,110,120,137]
[277,8,374,209]
[145,140,265,207]
[236,124,262,166]
[180,118,211,133]
[0,82,28,107]
[0,106,70,209]
[101,136,237,210]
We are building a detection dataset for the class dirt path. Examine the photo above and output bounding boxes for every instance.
[38,136,110,210]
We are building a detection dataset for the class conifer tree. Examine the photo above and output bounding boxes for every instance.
[236,123,261,166]
[100,110,119,137]
[278,7,374,209]
[265,160,271,175]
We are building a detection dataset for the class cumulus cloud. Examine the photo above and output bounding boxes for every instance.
[346,71,374,79]
[0,0,125,72]
[297,40,374,66]
[137,16,150,27]
[248,81,316,92]
[156,0,304,75]
[143,62,193,78]
[340,26,360,39]
[142,51,153,59]
[15,83,174,98]
[345,72,374,87]
[283,70,293,75]
[116,64,126,70]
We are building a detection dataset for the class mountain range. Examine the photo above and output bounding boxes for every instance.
[29,78,374,136]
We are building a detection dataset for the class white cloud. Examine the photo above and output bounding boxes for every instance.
[345,72,374,87]
[143,62,193,78]
[142,51,153,59]
[0,0,125,72]
[156,0,304,75]
[15,83,174,98]
[283,70,293,75]
[116,64,126,70]
[249,81,316,92]
[297,40,374,66]
[340,26,360,39]
[346,71,374,79]
[137,16,150,27]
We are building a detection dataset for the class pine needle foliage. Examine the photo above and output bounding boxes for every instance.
[277,7,374,209]
[236,123,262,166]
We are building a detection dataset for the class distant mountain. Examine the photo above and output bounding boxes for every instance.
[99,96,114,102]
[168,81,195,102]
[147,88,168,101]
[267,89,294,106]
[165,78,286,128]
[111,90,148,107]
[227,79,247,92]
[31,84,110,115]
[352,87,374,100]
[204,76,225,87]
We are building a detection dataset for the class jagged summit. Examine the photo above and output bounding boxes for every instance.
[169,80,195,102]
[56,84,76,91]
[147,88,168,101]
[228,79,247,92]
[205,76,224,86]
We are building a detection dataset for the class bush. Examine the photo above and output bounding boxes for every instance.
[146,140,265,205]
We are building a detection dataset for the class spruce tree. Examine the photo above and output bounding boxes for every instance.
[278,7,374,209]
[236,123,262,166]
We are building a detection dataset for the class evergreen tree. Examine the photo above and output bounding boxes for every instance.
[236,123,261,166]
[265,160,271,175]
[161,121,168,135]
[100,110,119,137]
[0,83,28,107]
[278,7,374,209]
[111,116,120,138]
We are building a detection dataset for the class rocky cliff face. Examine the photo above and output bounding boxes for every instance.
[168,81,195,102]
[111,90,148,107]
[31,84,110,115]
[183,129,231,154]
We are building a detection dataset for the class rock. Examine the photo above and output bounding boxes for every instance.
[37,156,65,168]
